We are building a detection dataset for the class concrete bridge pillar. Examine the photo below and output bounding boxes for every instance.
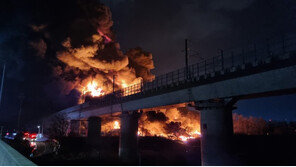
[119,110,141,164]
[196,99,235,166]
[87,116,102,145]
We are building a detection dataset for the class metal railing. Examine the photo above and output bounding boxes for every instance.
[87,34,296,106]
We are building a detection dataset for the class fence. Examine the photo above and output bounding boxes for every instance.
[88,34,296,105]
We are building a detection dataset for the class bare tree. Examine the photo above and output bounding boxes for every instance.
[233,113,267,135]
[46,113,69,139]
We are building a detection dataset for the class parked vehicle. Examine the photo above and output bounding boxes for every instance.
[4,132,18,140]
[29,133,60,157]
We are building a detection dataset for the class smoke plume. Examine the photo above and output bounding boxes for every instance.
[30,2,155,104]
[0,0,155,124]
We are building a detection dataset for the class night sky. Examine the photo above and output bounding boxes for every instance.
[0,0,296,126]
[106,0,296,121]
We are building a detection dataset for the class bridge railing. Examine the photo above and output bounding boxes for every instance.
[88,34,296,105]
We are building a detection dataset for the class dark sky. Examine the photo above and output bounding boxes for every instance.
[105,0,296,121]
[0,0,296,126]
[237,95,296,122]
[107,0,296,74]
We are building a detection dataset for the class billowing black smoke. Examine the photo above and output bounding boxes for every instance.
[0,0,155,126]
[146,111,168,122]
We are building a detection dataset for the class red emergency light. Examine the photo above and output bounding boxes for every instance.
[30,133,37,139]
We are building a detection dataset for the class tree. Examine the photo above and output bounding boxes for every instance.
[233,113,267,135]
[46,113,69,139]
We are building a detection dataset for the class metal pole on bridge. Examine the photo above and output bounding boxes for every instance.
[185,39,189,79]
[282,35,286,54]
[219,49,224,70]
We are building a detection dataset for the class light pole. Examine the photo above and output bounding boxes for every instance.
[0,126,3,137]
[0,63,6,111]
[37,125,40,134]
[41,120,44,134]
[17,93,25,131]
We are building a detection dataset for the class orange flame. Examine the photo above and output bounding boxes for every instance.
[113,121,120,129]
[82,81,105,97]
[179,136,188,141]
[101,107,201,142]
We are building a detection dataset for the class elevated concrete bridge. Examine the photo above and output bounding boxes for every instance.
[61,57,296,119]
[47,35,296,165]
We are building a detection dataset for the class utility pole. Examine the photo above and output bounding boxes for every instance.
[0,63,6,110]
[17,93,25,131]
[37,125,41,134]
[41,120,44,134]
[185,39,189,79]
[0,126,3,137]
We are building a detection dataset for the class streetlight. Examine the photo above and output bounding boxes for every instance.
[37,125,40,134]
[17,93,25,131]
[0,126,3,138]
[0,63,6,110]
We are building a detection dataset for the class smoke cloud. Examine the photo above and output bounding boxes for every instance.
[0,0,155,125]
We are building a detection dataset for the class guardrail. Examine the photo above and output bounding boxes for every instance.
[86,34,296,106]
[0,139,36,166]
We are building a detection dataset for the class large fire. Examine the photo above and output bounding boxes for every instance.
[78,27,139,99]
[50,4,154,104]
[50,3,199,142]
[139,107,201,141]
[82,81,105,97]
[79,77,141,103]
[113,121,120,129]
[100,105,201,142]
